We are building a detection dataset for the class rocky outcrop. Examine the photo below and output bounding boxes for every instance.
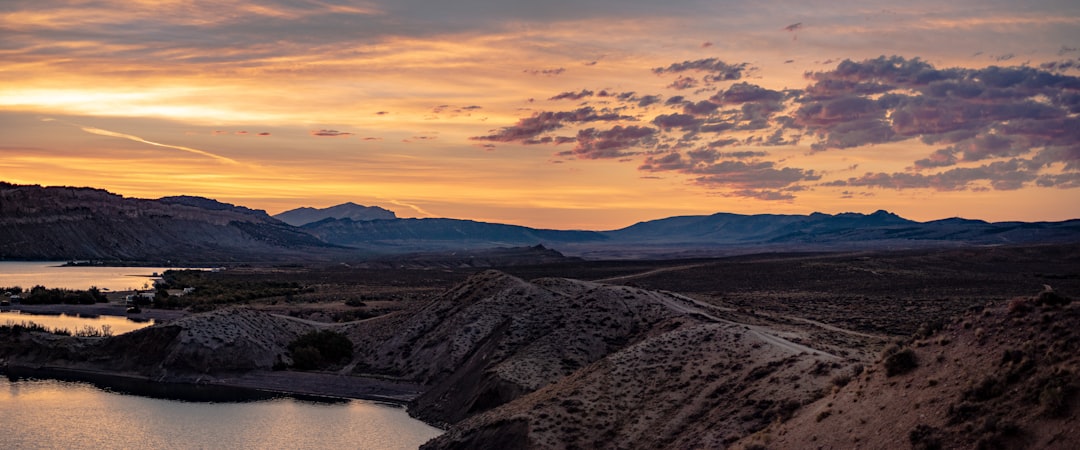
[98,308,316,376]
[0,182,341,262]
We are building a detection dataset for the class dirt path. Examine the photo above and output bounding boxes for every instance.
[653,291,841,359]
[593,263,712,283]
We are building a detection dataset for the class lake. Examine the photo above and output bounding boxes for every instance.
[0,376,443,449]
[0,261,203,291]
[0,261,445,448]
[0,310,153,335]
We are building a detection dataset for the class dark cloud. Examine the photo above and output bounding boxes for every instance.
[560,125,657,159]
[639,151,817,192]
[257,132,271,136]
[637,95,662,107]
[692,160,821,190]
[711,82,784,104]
[845,159,1040,191]
[524,68,566,76]
[668,76,698,90]
[471,106,633,143]
[310,129,354,137]
[784,22,803,32]
[652,113,702,131]
[481,55,1080,200]
[549,89,595,101]
[682,100,719,116]
[652,58,750,82]
[1036,173,1080,189]
[730,189,796,201]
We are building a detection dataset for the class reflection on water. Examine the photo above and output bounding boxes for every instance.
[0,376,443,450]
[0,261,201,291]
[0,311,153,335]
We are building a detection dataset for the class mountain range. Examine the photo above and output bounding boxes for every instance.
[1,182,1078,262]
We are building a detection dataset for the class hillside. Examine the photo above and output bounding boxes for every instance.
[0,182,342,263]
[338,270,852,448]
[737,288,1079,450]
[301,217,608,253]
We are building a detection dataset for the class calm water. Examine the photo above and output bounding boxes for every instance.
[0,377,443,449]
[0,311,153,335]
[0,261,199,291]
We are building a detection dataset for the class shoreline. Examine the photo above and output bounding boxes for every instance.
[9,302,189,323]
[0,363,426,406]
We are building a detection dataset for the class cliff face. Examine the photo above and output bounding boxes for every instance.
[0,182,339,262]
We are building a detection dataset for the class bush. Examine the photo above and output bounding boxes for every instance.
[909,424,942,450]
[884,348,918,377]
[287,330,353,370]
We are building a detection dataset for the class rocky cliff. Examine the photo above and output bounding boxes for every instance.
[0,182,341,262]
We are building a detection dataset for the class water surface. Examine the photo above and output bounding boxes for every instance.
[0,311,152,335]
[0,377,442,449]
[0,261,199,291]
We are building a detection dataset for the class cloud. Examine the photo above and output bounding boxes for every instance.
[524,68,566,76]
[310,129,354,137]
[549,89,594,101]
[637,95,662,107]
[668,76,698,90]
[651,113,703,131]
[711,82,784,105]
[729,189,796,201]
[844,158,1040,191]
[479,55,1080,200]
[471,106,633,143]
[559,125,657,159]
[652,58,750,82]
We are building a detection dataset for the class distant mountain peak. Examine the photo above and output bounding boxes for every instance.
[274,202,397,227]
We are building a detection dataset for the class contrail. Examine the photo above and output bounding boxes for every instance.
[42,118,239,165]
[386,199,436,217]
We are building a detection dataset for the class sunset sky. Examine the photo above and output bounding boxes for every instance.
[2,0,1079,229]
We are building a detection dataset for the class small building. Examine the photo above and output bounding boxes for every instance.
[124,292,156,305]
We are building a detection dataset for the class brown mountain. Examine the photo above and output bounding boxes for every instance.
[0,182,342,263]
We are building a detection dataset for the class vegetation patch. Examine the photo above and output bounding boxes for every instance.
[287,330,354,370]
[882,347,918,377]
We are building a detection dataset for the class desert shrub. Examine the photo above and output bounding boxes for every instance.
[18,285,107,305]
[290,346,323,370]
[963,375,1004,402]
[287,330,353,370]
[884,348,918,377]
[974,416,1022,450]
[909,424,942,450]
[1006,297,1032,315]
[1036,289,1070,307]
[1037,370,1074,418]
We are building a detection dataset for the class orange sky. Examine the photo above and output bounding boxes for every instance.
[2,0,1079,229]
